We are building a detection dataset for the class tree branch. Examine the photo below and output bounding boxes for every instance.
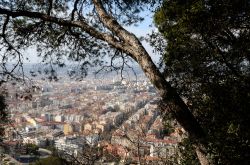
[0,7,126,52]
[47,0,53,15]
[92,0,125,38]
[71,0,80,21]
[0,15,25,81]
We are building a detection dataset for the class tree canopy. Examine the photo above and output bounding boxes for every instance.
[0,0,160,81]
[154,0,250,164]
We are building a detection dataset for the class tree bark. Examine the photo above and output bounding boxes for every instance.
[92,0,206,140]
[92,1,209,164]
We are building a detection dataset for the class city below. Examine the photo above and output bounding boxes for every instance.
[1,73,185,164]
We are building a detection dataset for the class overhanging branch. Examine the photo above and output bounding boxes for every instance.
[0,7,125,52]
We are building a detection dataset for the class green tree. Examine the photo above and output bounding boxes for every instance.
[26,144,39,156]
[154,0,250,164]
[34,156,68,165]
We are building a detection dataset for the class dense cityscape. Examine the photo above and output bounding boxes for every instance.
[1,73,185,164]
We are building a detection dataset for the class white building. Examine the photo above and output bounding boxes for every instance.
[54,115,64,122]
[54,136,86,156]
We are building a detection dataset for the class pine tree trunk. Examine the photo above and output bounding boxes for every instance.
[92,0,210,164]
